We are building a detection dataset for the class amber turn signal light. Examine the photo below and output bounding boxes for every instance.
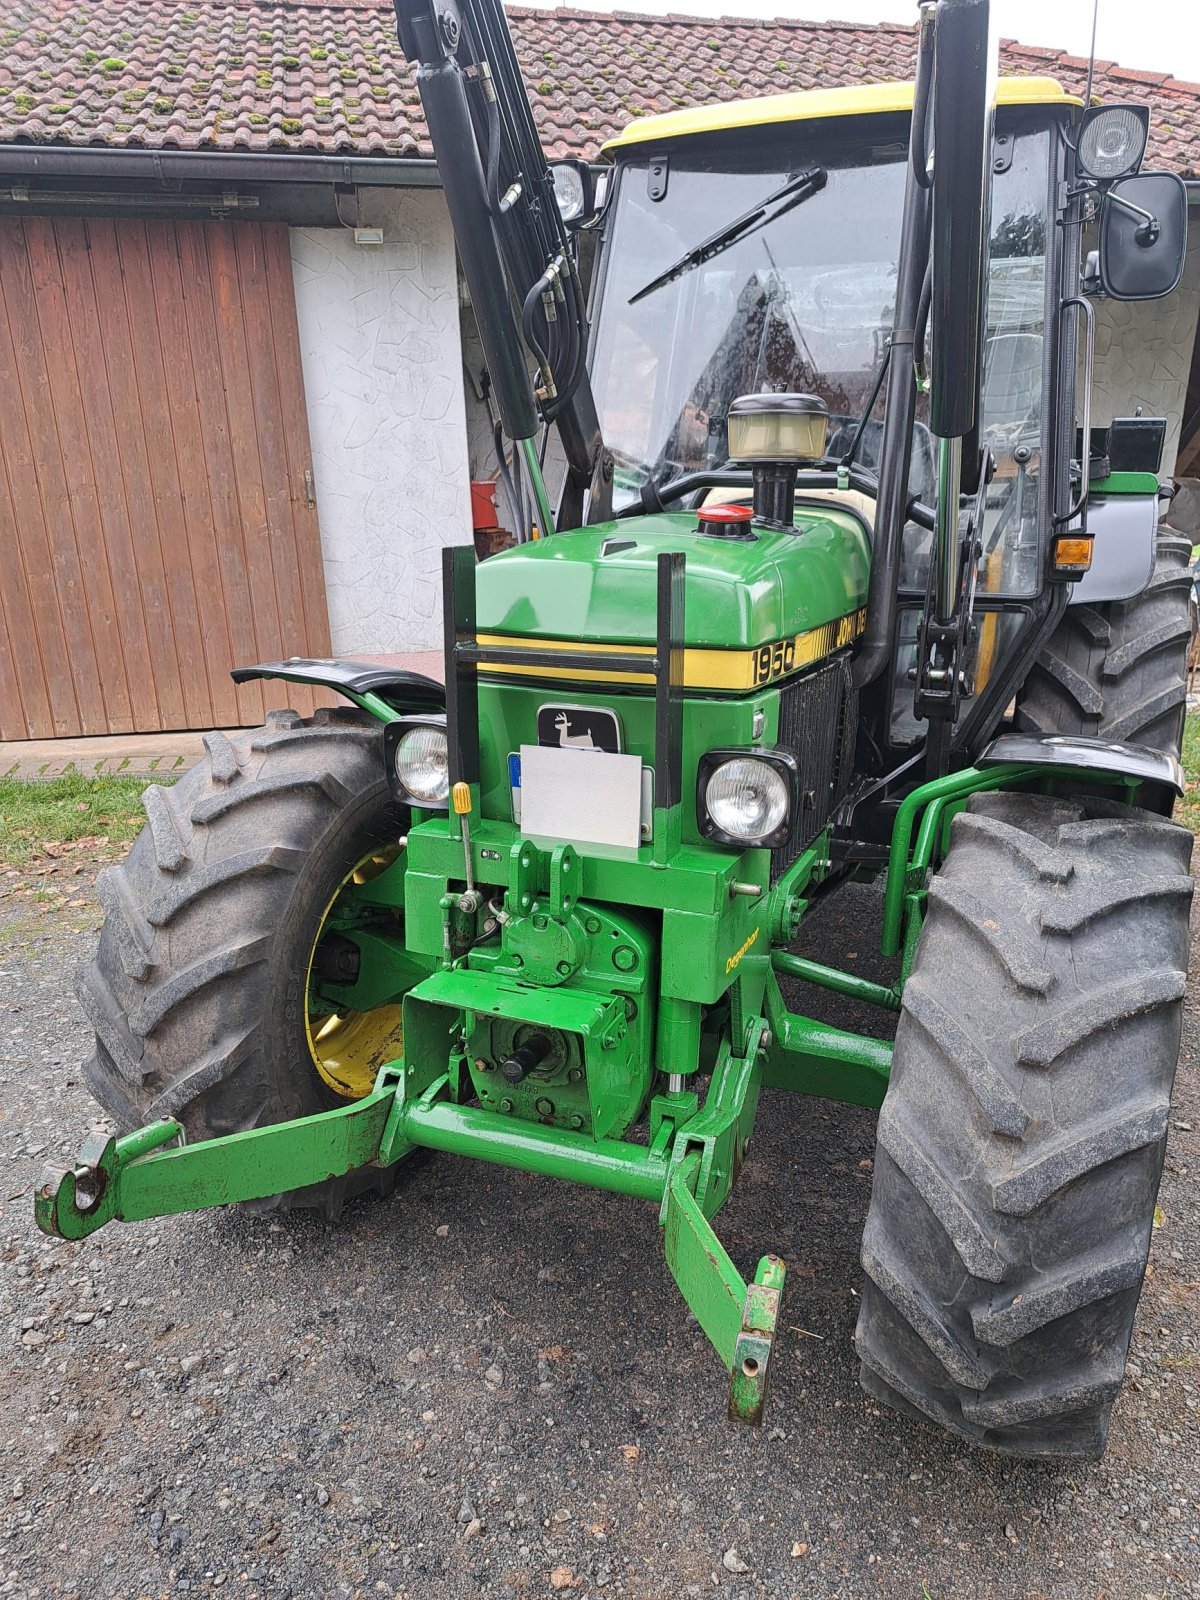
[1052,535,1094,576]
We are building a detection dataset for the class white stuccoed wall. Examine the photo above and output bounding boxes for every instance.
[290,189,472,654]
[1091,223,1200,479]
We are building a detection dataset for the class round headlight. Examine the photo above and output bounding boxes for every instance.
[704,756,790,844]
[1078,106,1148,182]
[395,725,449,806]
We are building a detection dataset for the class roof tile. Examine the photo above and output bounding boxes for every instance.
[0,0,1196,177]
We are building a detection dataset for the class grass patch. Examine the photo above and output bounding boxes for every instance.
[0,772,169,869]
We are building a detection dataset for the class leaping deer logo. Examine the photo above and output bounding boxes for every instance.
[554,712,597,749]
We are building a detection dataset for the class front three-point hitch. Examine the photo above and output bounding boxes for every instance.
[37,1033,788,1424]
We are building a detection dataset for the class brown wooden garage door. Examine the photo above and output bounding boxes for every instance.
[0,215,332,739]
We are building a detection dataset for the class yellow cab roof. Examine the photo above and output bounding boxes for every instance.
[601,76,1081,156]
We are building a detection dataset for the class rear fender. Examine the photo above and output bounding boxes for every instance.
[1068,491,1157,605]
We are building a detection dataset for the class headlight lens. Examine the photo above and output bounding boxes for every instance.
[551,161,587,224]
[394,725,449,805]
[704,756,790,843]
[1078,105,1148,181]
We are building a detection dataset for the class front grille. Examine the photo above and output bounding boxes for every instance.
[771,654,857,881]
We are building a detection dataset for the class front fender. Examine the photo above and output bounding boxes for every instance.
[232,657,444,723]
[979,731,1183,798]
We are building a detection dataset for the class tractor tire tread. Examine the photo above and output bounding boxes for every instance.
[141,783,188,873]
[78,710,403,1214]
[855,792,1192,1457]
[1015,530,1191,757]
[202,729,243,785]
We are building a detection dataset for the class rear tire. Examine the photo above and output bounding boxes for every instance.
[78,707,410,1218]
[1015,531,1192,758]
[855,789,1192,1456]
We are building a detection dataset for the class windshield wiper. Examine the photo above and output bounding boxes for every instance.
[628,165,827,305]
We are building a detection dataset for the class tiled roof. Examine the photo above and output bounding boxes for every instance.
[1,0,1198,177]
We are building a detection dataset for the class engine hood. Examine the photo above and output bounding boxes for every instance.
[474,507,871,651]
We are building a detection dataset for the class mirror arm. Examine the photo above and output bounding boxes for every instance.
[1105,189,1160,245]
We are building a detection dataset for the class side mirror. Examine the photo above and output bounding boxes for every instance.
[549,159,597,229]
[1099,172,1188,301]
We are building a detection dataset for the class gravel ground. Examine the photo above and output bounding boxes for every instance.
[1,868,1198,1600]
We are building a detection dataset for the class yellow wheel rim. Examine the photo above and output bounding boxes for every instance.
[305,845,406,1100]
[307,1004,406,1100]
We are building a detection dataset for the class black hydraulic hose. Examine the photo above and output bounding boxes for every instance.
[483,84,503,214]
[519,252,585,420]
[913,260,932,385]
[851,175,932,690]
[543,263,586,420]
[521,272,554,375]
[551,260,588,411]
[911,4,935,190]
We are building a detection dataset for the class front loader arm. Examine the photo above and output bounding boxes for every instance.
[393,0,611,529]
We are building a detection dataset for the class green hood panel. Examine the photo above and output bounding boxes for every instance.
[474,509,871,650]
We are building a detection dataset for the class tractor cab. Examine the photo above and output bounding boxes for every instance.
[574,75,1179,762]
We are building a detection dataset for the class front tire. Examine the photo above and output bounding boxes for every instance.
[78,707,411,1217]
[855,789,1192,1456]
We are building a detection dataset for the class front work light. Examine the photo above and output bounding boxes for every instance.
[393,722,450,807]
[1077,105,1149,182]
[697,748,799,850]
[549,159,595,226]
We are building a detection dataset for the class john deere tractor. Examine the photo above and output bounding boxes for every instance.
[38,0,1195,1458]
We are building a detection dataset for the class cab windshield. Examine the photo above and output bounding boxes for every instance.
[590,121,1055,602]
[591,125,911,507]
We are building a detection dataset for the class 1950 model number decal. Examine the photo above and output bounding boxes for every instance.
[752,638,798,684]
[750,609,868,687]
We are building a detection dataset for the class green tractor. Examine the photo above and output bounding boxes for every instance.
[38,0,1195,1459]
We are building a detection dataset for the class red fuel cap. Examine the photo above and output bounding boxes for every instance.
[696,504,755,539]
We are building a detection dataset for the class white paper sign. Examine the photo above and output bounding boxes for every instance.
[518,744,643,851]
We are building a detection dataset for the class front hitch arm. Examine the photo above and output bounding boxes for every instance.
[35,1080,399,1241]
[662,1153,787,1426]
